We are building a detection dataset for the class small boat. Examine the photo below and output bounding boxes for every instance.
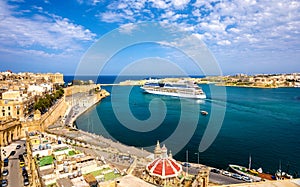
[229,155,276,182]
[200,110,208,115]
[275,170,293,180]
[229,164,262,182]
[275,161,293,180]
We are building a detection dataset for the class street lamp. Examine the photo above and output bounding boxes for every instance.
[194,152,199,165]
[186,150,189,176]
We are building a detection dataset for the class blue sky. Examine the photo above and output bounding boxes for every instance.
[0,0,299,75]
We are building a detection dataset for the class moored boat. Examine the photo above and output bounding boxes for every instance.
[229,164,262,182]
[275,170,293,180]
[200,110,208,115]
[229,155,276,182]
[275,161,293,180]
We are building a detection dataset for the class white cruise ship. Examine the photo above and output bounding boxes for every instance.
[140,79,206,99]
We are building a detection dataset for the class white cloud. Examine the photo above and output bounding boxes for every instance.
[149,0,170,9]
[92,0,101,5]
[192,9,201,17]
[8,0,25,2]
[119,23,137,34]
[117,3,127,9]
[193,0,214,8]
[170,0,190,9]
[200,21,226,33]
[0,1,96,55]
[192,33,204,40]
[129,0,147,10]
[94,0,300,55]
[228,28,241,33]
[217,40,231,46]
[100,11,134,23]
[161,10,175,19]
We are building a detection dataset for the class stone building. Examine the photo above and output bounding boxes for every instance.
[0,119,22,146]
[143,141,182,186]
[0,94,33,121]
[192,166,210,187]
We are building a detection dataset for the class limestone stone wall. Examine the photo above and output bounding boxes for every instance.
[64,84,100,97]
[22,98,67,135]
[97,89,110,100]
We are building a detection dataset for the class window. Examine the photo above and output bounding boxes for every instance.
[17,110,19,115]
[2,113,5,116]
[8,106,10,110]
[8,112,10,116]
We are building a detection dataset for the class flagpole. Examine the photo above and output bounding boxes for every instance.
[186,150,189,176]
[248,154,251,170]
[194,152,199,165]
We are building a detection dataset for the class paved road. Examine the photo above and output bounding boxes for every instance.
[209,172,243,185]
[6,140,26,187]
[182,166,243,185]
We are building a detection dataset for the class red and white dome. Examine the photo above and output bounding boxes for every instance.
[146,158,182,179]
[146,156,182,179]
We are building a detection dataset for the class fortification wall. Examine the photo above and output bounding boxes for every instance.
[21,98,67,135]
[64,85,100,97]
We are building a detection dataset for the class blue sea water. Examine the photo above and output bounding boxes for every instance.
[73,76,300,176]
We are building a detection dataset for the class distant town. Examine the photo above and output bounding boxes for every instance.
[119,73,300,88]
[0,71,299,187]
[203,73,300,88]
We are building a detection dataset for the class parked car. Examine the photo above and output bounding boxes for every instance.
[20,157,25,162]
[23,173,29,179]
[20,161,25,168]
[3,158,8,167]
[23,178,29,186]
[16,144,21,149]
[2,169,8,176]
[222,171,231,177]
[1,179,8,187]
[22,169,28,176]
[242,176,253,182]
[232,173,242,180]
[182,162,191,167]
[9,151,16,156]
[19,154,24,160]
[210,168,220,173]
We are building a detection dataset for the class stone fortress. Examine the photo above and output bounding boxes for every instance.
[0,71,107,146]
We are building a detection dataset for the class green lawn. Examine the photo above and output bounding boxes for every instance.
[87,168,110,177]
[104,172,121,181]
[83,167,120,181]
[68,150,76,156]
[46,182,56,187]
[39,155,53,167]
[54,147,68,152]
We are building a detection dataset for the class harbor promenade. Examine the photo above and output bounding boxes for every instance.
[46,97,245,186]
[47,87,153,174]
[45,86,248,186]
[45,85,300,186]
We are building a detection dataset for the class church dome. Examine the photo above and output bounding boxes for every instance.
[146,157,182,179]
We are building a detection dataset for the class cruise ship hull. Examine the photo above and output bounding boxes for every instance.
[142,88,206,99]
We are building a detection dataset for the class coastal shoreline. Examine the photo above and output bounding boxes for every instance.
[47,82,299,181]
[63,88,110,129]
[48,86,152,160]
[106,74,300,89]
[100,82,288,89]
